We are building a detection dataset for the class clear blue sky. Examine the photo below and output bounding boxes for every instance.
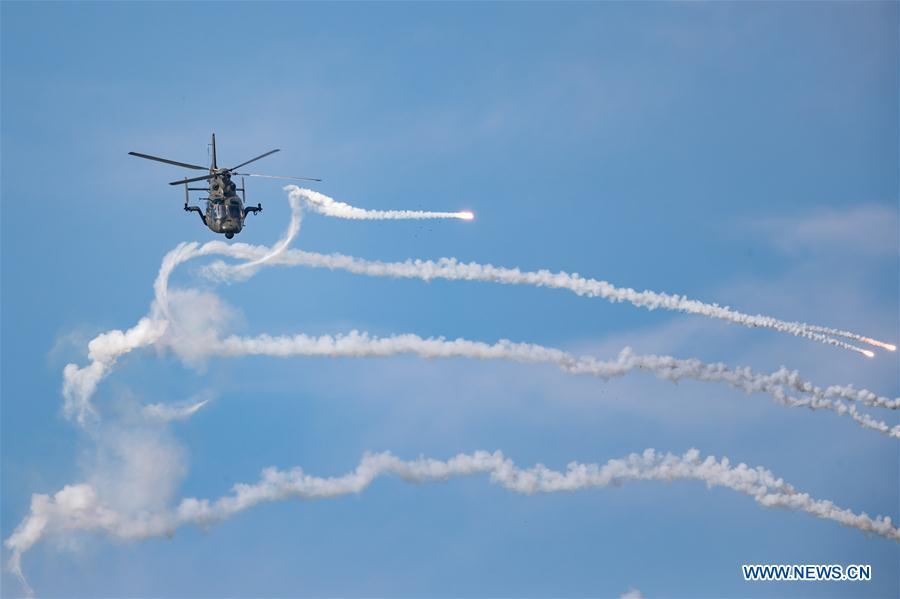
[2,2,897,597]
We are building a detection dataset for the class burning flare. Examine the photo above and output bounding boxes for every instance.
[863,338,896,352]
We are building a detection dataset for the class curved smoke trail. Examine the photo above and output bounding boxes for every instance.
[61,194,307,425]
[58,187,473,424]
[6,446,898,594]
[205,191,894,357]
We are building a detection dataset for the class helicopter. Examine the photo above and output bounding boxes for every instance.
[129,133,320,239]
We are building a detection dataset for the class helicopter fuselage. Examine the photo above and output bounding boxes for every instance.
[182,171,262,239]
[204,173,245,238]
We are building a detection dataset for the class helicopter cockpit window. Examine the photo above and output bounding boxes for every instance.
[227,203,242,219]
[211,203,226,220]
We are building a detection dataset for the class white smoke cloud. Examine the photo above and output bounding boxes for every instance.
[85,425,187,514]
[160,289,239,369]
[620,588,644,599]
[4,416,190,597]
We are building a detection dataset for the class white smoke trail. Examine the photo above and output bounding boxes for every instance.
[65,298,900,435]
[63,185,471,426]
[62,301,900,436]
[212,330,900,438]
[204,242,889,357]
[62,317,168,424]
[155,192,304,316]
[288,186,473,221]
[6,447,898,594]
[62,194,306,425]
[802,324,897,353]
[62,191,899,431]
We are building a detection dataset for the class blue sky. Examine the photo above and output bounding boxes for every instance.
[2,2,898,597]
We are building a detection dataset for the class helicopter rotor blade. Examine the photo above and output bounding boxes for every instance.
[235,172,322,182]
[169,173,215,186]
[129,152,208,170]
[229,149,280,171]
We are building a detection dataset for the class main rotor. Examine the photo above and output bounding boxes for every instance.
[128,133,320,186]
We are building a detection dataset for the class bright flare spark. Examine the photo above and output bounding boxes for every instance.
[801,324,896,355]
[862,338,897,352]
[862,349,875,358]
[458,211,475,220]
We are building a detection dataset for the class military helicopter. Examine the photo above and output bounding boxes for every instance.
[129,133,320,238]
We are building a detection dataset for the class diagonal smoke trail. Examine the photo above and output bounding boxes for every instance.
[279,185,893,355]
[205,239,889,357]
[213,330,900,438]
[278,186,892,355]
[6,447,898,594]
[802,324,897,353]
